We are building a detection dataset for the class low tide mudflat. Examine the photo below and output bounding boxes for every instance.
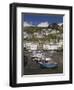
[23,51,63,75]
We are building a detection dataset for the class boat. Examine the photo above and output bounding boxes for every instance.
[39,57,58,68]
[39,61,58,69]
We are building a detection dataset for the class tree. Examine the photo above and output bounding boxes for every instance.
[48,23,59,30]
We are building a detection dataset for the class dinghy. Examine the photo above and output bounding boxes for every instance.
[39,62,58,68]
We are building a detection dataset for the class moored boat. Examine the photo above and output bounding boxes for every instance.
[39,61,58,68]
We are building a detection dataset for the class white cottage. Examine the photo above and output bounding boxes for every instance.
[23,32,28,39]
[30,44,37,50]
[34,32,43,38]
[24,42,38,51]
[43,41,62,50]
[50,29,56,34]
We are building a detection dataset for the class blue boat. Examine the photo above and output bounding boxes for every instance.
[39,62,58,68]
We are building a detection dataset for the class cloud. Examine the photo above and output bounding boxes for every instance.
[58,23,63,26]
[37,22,49,27]
[23,21,33,27]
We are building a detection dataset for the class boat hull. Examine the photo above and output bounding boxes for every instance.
[39,63,58,69]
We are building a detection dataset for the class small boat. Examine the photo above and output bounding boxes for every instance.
[39,62,58,68]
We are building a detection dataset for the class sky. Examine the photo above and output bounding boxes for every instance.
[22,13,63,26]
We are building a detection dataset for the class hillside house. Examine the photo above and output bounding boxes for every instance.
[24,42,39,51]
[23,32,28,39]
[34,32,44,38]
